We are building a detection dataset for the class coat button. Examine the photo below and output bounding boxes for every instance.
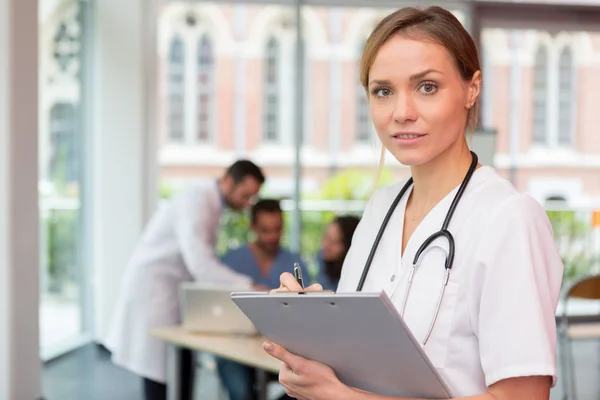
[390,275,396,282]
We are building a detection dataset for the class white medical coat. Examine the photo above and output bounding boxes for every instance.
[105,181,253,383]
[337,166,564,397]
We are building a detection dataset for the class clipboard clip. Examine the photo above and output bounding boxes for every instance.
[271,290,335,296]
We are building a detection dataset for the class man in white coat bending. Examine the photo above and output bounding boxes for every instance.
[106,160,266,400]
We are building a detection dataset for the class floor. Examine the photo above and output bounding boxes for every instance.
[43,338,599,400]
[42,345,285,400]
[40,294,81,351]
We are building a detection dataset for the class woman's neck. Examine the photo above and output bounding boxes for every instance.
[408,143,474,213]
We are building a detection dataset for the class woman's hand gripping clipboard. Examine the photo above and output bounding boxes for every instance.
[230,290,453,399]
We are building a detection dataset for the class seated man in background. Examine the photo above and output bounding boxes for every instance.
[217,198,307,400]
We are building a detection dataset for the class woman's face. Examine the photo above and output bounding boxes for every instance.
[321,222,344,262]
[367,34,480,167]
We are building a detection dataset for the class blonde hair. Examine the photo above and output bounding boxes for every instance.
[362,6,482,195]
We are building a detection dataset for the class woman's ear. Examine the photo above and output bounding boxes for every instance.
[466,70,482,109]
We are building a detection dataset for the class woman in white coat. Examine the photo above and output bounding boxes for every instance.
[106,160,266,400]
[264,6,564,400]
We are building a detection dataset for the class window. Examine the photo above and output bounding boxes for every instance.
[355,37,374,146]
[40,0,92,361]
[533,45,548,145]
[558,46,574,146]
[264,36,280,142]
[356,86,371,144]
[53,21,80,74]
[168,35,185,142]
[545,195,568,209]
[50,103,78,185]
[197,34,214,142]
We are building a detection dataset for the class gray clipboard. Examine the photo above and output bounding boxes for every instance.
[230,291,453,399]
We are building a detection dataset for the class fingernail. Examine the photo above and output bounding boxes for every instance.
[263,341,273,352]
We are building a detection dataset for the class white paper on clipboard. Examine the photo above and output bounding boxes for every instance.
[230,291,452,399]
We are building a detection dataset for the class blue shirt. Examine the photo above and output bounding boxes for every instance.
[221,244,308,289]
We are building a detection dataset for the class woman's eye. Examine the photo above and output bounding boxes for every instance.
[373,88,392,97]
[418,83,437,95]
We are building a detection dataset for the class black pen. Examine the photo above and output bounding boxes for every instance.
[293,263,304,289]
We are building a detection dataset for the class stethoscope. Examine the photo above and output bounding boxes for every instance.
[356,151,479,346]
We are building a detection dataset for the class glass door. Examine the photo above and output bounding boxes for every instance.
[39,0,93,360]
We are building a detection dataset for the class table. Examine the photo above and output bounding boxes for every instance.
[151,326,282,400]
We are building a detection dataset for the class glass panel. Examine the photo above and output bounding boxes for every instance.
[156,3,600,316]
[39,0,91,359]
[156,2,410,284]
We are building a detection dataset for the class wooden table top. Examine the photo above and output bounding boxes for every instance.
[151,326,282,373]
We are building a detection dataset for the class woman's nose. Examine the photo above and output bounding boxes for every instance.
[392,92,417,123]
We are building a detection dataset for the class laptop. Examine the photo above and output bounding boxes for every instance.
[180,282,259,335]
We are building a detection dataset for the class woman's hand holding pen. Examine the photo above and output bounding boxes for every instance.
[269,272,323,293]
[264,272,345,400]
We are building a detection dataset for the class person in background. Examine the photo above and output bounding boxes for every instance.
[216,198,307,400]
[221,199,308,288]
[315,215,361,291]
[106,160,266,400]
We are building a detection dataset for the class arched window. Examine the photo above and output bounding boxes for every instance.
[264,36,280,142]
[558,46,574,146]
[197,34,214,142]
[168,35,185,142]
[533,46,549,145]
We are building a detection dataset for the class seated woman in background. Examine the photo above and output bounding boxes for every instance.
[316,215,361,291]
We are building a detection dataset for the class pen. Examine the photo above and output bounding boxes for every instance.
[293,263,304,289]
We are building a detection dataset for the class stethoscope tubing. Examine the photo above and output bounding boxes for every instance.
[356,152,479,345]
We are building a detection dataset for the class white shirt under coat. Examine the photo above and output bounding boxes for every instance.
[106,181,253,383]
[337,166,564,397]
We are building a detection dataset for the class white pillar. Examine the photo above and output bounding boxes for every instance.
[93,0,160,344]
[0,0,42,399]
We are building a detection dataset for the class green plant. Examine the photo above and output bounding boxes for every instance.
[318,168,395,201]
[51,143,69,197]
[46,209,79,292]
[159,182,177,200]
[216,209,251,256]
[547,210,598,285]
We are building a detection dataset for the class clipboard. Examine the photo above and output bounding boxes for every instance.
[230,291,453,399]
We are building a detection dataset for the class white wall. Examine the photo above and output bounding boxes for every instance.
[0,0,42,398]
[93,0,161,344]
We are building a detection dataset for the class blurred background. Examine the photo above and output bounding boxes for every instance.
[29,0,600,399]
